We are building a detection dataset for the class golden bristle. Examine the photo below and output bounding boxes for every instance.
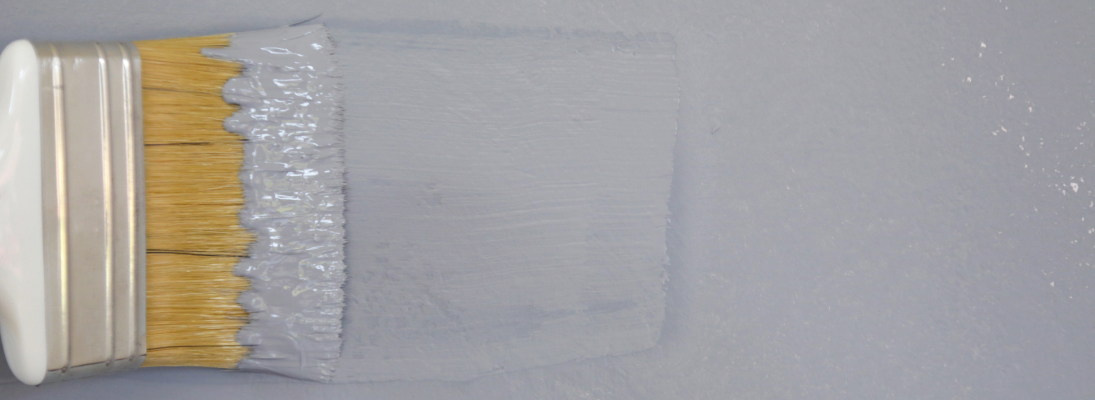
[144,143,251,256]
[143,254,249,368]
[135,34,253,368]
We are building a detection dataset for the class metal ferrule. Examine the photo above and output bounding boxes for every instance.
[31,41,146,383]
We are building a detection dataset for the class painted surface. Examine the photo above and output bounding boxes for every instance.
[333,24,677,382]
[2,1,1095,399]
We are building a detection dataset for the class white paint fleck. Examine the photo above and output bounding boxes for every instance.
[1072,183,1080,192]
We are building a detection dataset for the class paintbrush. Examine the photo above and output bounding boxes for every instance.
[0,25,345,385]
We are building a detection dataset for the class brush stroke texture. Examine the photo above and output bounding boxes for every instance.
[334,24,679,382]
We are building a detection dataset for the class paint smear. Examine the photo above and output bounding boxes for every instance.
[205,25,346,382]
[331,22,679,382]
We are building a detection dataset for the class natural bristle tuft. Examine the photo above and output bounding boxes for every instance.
[136,34,253,368]
[143,254,249,368]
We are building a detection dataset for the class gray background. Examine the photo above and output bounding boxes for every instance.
[2,0,1094,399]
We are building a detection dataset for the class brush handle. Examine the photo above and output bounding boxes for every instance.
[0,39,148,386]
[0,39,48,386]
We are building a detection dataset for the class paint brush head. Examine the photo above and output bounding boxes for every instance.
[136,34,252,369]
[0,26,342,384]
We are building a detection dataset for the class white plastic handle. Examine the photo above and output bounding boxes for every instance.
[0,39,48,386]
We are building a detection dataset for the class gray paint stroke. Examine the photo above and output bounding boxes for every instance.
[332,25,679,382]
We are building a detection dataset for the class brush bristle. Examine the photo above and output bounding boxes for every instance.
[135,35,253,368]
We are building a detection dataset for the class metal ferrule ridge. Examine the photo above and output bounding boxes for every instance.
[32,41,146,384]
